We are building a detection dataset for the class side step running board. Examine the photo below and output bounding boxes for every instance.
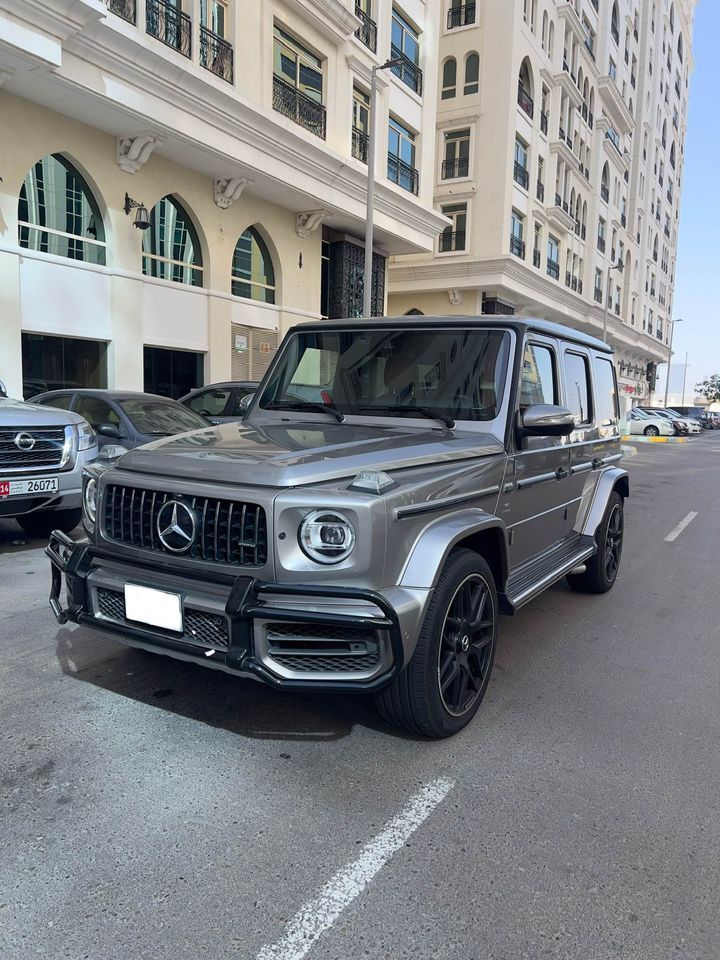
[504,536,596,611]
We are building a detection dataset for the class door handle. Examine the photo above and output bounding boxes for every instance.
[555,467,568,480]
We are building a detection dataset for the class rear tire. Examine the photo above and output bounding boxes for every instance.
[376,549,498,738]
[18,508,82,539]
[567,492,624,594]
[644,425,659,437]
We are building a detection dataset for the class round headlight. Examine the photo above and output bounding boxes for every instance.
[299,510,355,564]
[83,477,97,524]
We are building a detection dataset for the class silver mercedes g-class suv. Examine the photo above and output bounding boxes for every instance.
[47,318,627,737]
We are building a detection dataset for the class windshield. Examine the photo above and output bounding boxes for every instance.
[118,399,208,435]
[258,328,512,422]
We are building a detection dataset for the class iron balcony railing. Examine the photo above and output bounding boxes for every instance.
[387,154,419,194]
[621,213,627,227]
[447,2,476,29]
[200,25,233,82]
[273,75,326,139]
[390,45,422,95]
[513,161,529,190]
[611,23,619,45]
[578,280,583,295]
[517,84,534,117]
[600,184,609,203]
[354,3,377,53]
[540,111,548,134]
[565,271,572,287]
[510,236,526,259]
[442,156,469,179]
[594,288,603,303]
[536,181,545,202]
[547,259,560,280]
[533,248,541,267]
[106,0,136,23]
[146,0,191,57]
[352,127,369,163]
[439,230,466,253]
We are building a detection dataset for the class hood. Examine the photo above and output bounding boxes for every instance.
[115,421,505,488]
[0,397,86,427]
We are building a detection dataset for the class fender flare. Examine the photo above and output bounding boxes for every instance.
[399,509,509,592]
[575,466,629,539]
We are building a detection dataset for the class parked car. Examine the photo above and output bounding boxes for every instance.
[628,407,675,437]
[638,406,700,434]
[179,381,258,424]
[48,317,628,738]
[33,390,209,453]
[1,392,97,537]
[662,408,702,433]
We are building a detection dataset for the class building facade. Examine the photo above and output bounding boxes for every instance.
[0,0,445,398]
[388,0,697,417]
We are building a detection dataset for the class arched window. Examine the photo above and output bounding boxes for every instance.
[661,119,667,147]
[464,53,479,95]
[677,33,683,63]
[18,153,106,265]
[541,11,548,50]
[601,162,609,195]
[441,58,456,100]
[142,195,203,286]
[404,308,424,315]
[548,21,554,58]
[518,57,533,115]
[669,3,675,33]
[232,227,276,303]
[610,3,619,44]
[669,142,676,169]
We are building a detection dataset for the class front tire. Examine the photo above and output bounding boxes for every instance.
[18,507,82,539]
[567,492,624,594]
[376,549,498,738]
[644,425,659,437]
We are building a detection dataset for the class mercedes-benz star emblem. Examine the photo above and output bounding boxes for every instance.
[14,432,36,451]
[156,500,196,553]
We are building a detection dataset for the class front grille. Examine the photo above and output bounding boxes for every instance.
[96,587,229,650]
[265,622,381,675]
[103,485,267,566]
[0,427,67,470]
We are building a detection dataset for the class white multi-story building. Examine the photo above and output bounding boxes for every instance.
[0,0,444,399]
[388,0,697,416]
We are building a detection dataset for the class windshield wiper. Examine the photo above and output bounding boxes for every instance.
[357,404,455,429]
[264,400,345,423]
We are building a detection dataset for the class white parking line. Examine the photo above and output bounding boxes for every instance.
[664,511,699,543]
[255,777,455,960]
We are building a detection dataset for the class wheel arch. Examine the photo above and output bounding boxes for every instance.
[574,467,629,539]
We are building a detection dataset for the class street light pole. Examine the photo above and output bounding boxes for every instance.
[663,316,683,407]
[363,59,402,319]
[682,351,689,406]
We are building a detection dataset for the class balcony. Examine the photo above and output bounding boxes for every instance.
[273,75,326,139]
[513,161,529,190]
[518,84,534,118]
[387,154,419,194]
[547,259,560,280]
[200,25,233,83]
[533,248,541,268]
[536,180,545,202]
[106,0,136,23]
[439,230,466,253]
[442,156,469,179]
[146,0,191,57]
[354,3,377,53]
[510,236,526,259]
[447,2,476,29]
[390,45,422,95]
[352,127,368,163]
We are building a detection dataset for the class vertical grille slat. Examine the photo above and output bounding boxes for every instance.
[102,484,266,567]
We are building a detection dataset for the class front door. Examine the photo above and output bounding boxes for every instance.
[501,336,573,567]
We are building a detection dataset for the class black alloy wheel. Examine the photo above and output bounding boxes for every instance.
[604,501,623,583]
[438,574,495,717]
[567,491,624,594]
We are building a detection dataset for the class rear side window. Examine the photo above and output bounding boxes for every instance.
[36,394,72,410]
[187,388,231,416]
[594,358,618,427]
[563,352,593,425]
[520,343,557,407]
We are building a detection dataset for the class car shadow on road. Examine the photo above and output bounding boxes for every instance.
[53,624,417,743]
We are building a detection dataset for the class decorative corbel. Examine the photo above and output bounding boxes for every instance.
[448,289,464,306]
[213,177,253,209]
[116,132,166,174]
[296,210,329,239]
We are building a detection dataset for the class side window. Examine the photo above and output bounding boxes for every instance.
[594,357,618,426]
[187,388,231,416]
[229,388,253,416]
[36,394,72,410]
[74,397,120,429]
[563,352,593,425]
[520,342,557,408]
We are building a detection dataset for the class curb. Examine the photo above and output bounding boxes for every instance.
[620,435,688,444]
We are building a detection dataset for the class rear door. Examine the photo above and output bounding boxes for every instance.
[503,335,572,567]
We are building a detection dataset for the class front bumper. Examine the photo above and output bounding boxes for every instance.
[46,531,407,692]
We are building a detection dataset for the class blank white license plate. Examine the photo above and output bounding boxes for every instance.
[0,477,58,498]
[124,584,183,633]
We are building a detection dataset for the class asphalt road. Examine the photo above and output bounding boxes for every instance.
[1,435,719,960]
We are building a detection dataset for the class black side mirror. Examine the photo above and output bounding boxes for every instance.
[97,423,123,439]
[239,393,255,413]
[519,404,575,438]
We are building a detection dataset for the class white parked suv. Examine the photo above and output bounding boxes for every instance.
[627,408,674,437]
[0,383,97,537]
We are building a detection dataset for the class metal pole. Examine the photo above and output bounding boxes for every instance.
[363,66,378,319]
[664,319,676,407]
[603,270,610,343]
[682,351,688,405]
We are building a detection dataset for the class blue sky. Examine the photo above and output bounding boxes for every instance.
[657,0,719,398]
